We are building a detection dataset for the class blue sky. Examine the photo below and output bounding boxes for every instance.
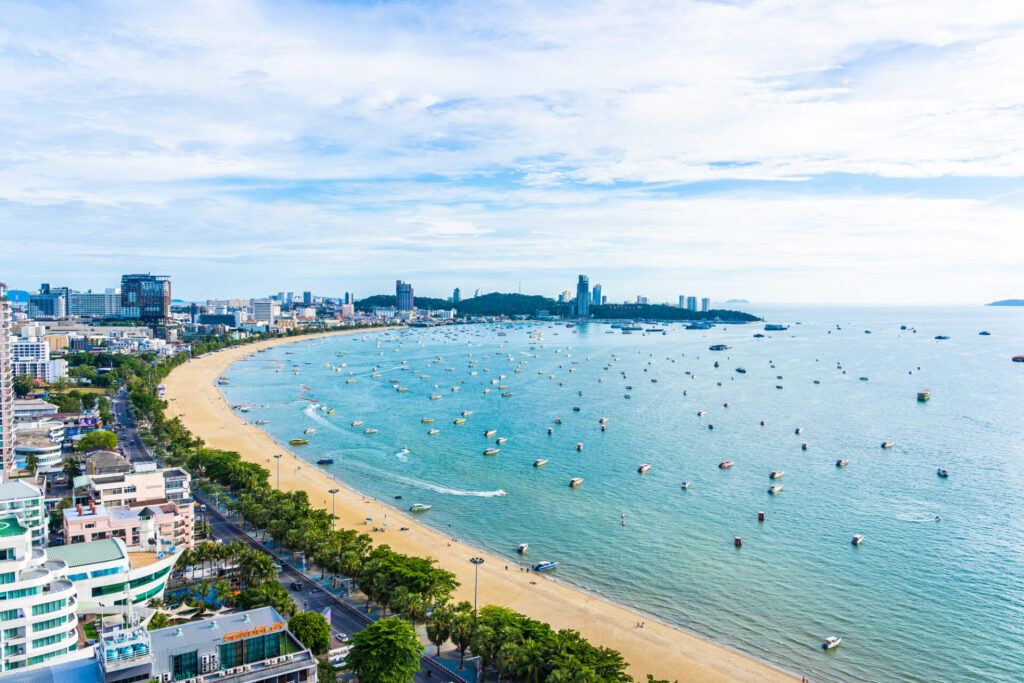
[1,0,1023,303]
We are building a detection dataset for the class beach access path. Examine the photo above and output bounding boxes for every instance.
[163,329,797,682]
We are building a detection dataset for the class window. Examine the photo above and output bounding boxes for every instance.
[172,651,198,681]
[124,486,136,494]
[219,641,241,670]
[32,599,66,616]
[3,627,20,640]
[130,564,171,589]
[0,573,15,585]
[0,609,19,622]
[31,633,65,649]
[92,583,127,597]
[2,587,40,601]
[31,615,66,632]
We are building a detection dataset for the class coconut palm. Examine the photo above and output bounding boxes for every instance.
[426,606,452,657]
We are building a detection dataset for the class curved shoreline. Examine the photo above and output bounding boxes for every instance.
[163,329,797,682]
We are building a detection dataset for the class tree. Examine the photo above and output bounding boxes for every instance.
[76,430,117,452]
[317,657,338,683]
[147,612,172,631]
[470,623,499,675]
[426,606,452,656]
[235,581,296,618]
[212,579,235,608]
[63,457,80,485]
[25,454,39,473]
[288,612,331,656]
[450,613,475,670]
[12,375,33,398]
[345,617,421,683]
[238,549,276,588]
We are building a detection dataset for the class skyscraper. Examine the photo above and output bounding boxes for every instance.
[453,288,461,303]
[687,296,697,312]
[474,289,482,298]
[121,274,171,325]
[0,283,13,477]
[679,295,686,308]
[591,284,602,306]
[576,275,590,317]
[303,291,313,305]
[701,297,710,312]
[396,280,414,311]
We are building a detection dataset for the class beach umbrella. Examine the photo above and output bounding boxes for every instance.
[365,517,373,522]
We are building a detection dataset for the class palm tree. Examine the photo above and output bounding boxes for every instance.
[238,550,276,589]
[495,642,519,682]
[426,607,452,657]
[470,623,499,675]
[146,597,165,610]
[450,613,475,670]
[147,612,172,631]
[25,454,39,474]
[513,639,549,683]
[212,579,234,608]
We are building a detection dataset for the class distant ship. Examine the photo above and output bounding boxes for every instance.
[708,344,731,351]
[764,323,789,331]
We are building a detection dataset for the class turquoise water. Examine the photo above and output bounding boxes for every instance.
[221,305,1024,682]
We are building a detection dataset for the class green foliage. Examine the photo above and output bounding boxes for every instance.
[49,393,81,413]
[12,375,34,397]
[355,294,451,311]
[591,303,760,321]
[63,457,80,485]
[25,454,39,472]
[76,430,117,452]
[49,497,72,533]
[425,605,452,656]
[345,617,421,683]
[237,548,277,588]
[646,675,678,683]
[288,612,331,656]
[456,292,561,317]
[235,581,297,618]
[317,657,338,683]
[147,612,172,631]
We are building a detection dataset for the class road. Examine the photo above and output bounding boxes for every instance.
[110,389,154,464]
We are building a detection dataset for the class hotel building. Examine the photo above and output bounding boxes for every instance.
[0,284,13,476]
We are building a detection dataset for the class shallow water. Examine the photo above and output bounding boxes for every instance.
[222,305,1024,682]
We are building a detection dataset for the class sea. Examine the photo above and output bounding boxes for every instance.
[219,304,1024,682]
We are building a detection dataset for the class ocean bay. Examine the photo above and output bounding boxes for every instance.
[221,305,1024,682]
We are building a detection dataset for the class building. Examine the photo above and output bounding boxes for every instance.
[12,423,64,474]
[46,538,180,613]
[591,284,602,307]
[68,290,122,318]
[302,291,313,305]
[557,290,571,304]
[452,288,461,304]
[63,498,194,552]
[26,294,65,320]
[679,295,686,308]
[687,296,698,312]
[0,481,47,548]
[250,301,279,324]
[636,296,648,305]
[120,275,170,326]
[575,276,589,317]
[10,337,67,383]
[11,400,58,421]
[701,297,710,313]
[77,467,192,509]
[95,606,316,683]
[0,510,80,673]
[0,284,13,476]
[85,452,132,477]
[395,281,414,312]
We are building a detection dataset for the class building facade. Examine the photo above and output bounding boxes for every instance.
[0,482,47,548]
[120,275,171,325]
[0,513,80,673]
[0,284,13,476]
[250,301,278,324]
[10,338,66,383]
[591,284,602,307]
[687,296,698,312]
[68,290,122,318]
[26,295,66,320]
[395,280,414,311]
[12,422,64,474]
[576,275,589,317]
[452,288,461,303]
[701,297,710,313]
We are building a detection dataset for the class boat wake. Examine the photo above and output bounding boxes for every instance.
[303,405,345,433]
[387,472,507,497]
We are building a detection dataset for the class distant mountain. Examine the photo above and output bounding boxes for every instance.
[725,298,749,303]
[986,299,1024,306]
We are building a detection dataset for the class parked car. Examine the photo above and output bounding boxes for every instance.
[290,581,303,591]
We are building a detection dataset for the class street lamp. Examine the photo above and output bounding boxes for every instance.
[469,557,484,616]
[273,454,282,490]
[328,489,339,531]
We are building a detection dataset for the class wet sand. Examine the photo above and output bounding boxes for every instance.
[164,330,796,682]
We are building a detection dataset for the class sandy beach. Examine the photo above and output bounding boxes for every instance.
[163,330,796,682]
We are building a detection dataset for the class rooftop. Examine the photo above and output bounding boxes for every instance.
[0,516,28,538]
[64,503,110,523]
[0,654,102,683]
[150,606,287,651]
[0,480,42,502]
[47,538,126,568]
[127,551,161,569]
[12,398,58,412]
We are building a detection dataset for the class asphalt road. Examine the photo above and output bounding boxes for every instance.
[110,389,154,464]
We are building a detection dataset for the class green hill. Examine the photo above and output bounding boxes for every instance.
[593,303,760,322]
[455,292,563,317]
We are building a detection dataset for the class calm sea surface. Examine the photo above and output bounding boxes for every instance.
[220,305,1024,682]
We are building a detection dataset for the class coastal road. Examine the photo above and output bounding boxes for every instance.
[110,389,154,464]
[196,493,468,683]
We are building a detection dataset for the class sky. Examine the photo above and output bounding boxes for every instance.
[1,0,1023,304]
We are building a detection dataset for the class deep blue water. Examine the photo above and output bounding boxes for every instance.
[221,305,1024,682]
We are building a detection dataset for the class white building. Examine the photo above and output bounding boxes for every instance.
[12,422,64,474]
[67,290,122,318]
[0,510,80,673]
[0,481,48,548]
[250,301,279,323]
[10,338,67,383]
[11,400,57,422]
[1,283,14,475]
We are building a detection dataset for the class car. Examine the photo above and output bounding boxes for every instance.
[272,563,282,572]
[290,581,304,591]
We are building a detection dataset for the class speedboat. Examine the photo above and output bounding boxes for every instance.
[421,418,434,424]
[483,448,500,456]
[462,410,473,416]
[534,459,548,467]
[708,344,731,351]
[917,390,931,401]
[454,418,466,425]
[484,429,497,437]
[289,439,308,445]
[428,429,440,435]
[576,442,583,451]
[517,543,528,554]
[719,461,734,469]
[316,458,334,465]
[363,428,378,434]
[568,477,583,487]
[851,535,864,546]
[769,470,784,479]
[881,441,895,449]
[768,484,783,494]
[351,421,364,427]
[935,335,950,340]
[836,459,849,467]
[430,395,442,400]
[304,428,315,434]
[409,503,432,512]
[680,481,691,489]
[637,464,651,474]
[533,561,558,572]
[822,636,842,650]
[496,437,507,445]
[1013,356,1024,363]
[735,367,747,373]
[937,468,949,478]
[979,330,991,336]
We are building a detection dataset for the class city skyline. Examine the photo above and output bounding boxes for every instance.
[1,1,1022,303]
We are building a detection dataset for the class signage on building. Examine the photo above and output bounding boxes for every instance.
[223,622,284,642]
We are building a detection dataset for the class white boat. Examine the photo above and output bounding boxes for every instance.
[428,429,440,435]
[822,636,842,650]
[937,468,949,478]
[534,459,548,467]
[517,543,528,554]
[304,428,316,434]
[851,535,864,545]
[363,428,378,435]
[409,503,432,512]
[637,464,651,474]
[483,448,500,456]
[351,421,364,427]
[569,477,583,488]
[769,470,784,479]
[768,484,784,494]
[496,437,507,445]
[680,481,691,489]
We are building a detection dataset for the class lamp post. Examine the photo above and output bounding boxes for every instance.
[273,454,282,490]
[328,488,339,531]
[469,557,484,616]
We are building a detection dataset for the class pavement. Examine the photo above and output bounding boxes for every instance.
[111,389,154,464]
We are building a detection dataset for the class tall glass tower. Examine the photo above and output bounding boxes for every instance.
[576,275,590,317]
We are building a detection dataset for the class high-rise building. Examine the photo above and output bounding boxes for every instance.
[591,284,602,306]
[701,297,710,312]
[679,295,686,308]
[602,295,607,305]
[474,288,482,298]
[68,289,122,318]
[576,275,590,317]
[251,300,279,323]
[121,274,171,325]
[636,295,648,305]
[687,296,697,312]
[1,283,13,477]
[396,280,414,311]
[558,290,571,303]
[302,291,313,305]
[27,294,66,319]
[453,288,461,304]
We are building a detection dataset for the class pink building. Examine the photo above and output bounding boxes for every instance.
[64,498,195,551]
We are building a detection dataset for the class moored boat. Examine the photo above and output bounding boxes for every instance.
[462,410,474,416]
[363,428,378,434]
[719,461,734,469]
[428,429,440,435]
[483,448,500,456]
[316,458,334,465]
[289,439,308,445]
[708,344,731,351]
[517,543,528,554]
[496,437,507,445]
[454,418,466,425]
[568,477,583,487]
[769,470,784,479]
[534,459,548,467]
[836,459,849,467]
[881,441,895,449]
[937,468,949,478]
[768,484,783,494]
[637,464,651,474]
[851,535,864,546]
[533,561,558,572]
[351,421,364,427]
[917,390,931,401]
[304,428,315,434]
[484,429,497,437]
[680,481,691,489]
[822,636,842,650]
[409,503,432,512]
[421,418,434,423]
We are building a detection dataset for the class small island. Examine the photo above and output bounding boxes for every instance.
[986,299,1024,306]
